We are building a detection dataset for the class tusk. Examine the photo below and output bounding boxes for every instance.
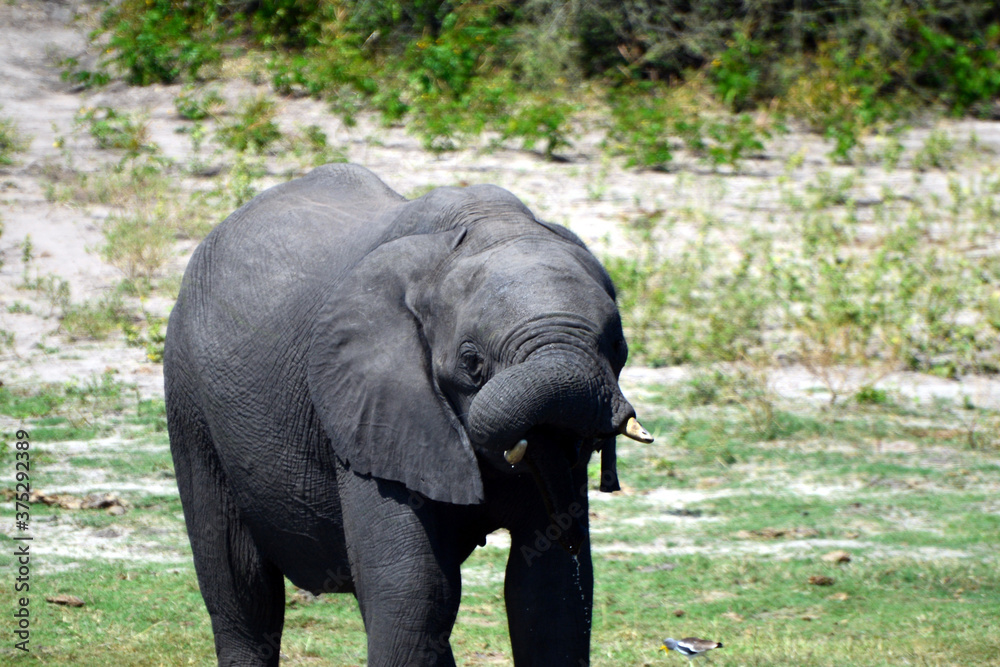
[622,417,654,443]
[504,439,528,465]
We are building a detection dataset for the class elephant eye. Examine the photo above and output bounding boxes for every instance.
[459,345,485,386]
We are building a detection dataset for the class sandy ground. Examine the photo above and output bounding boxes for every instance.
[2,4,1000,471]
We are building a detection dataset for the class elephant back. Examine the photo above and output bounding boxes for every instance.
[167,164,410,413]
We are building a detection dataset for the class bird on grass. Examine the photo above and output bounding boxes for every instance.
[661,637,723,662]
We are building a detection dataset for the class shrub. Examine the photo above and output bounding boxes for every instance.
[0,109,30,165]
[174,87,225,121]
[76,106,157,156]
[676,112,772,169]
[605,85,675,170]
[781,42,910,162]
[910,22,1000,115]
[123,309,168,362]
[710,32,771,112]
[606,85,771,171]
[93,0,223,85]
[217,96,283,153]
[61,292,132,341]
[101,211,174,281]
[406,7,512,100]
[226,155,266,208]
[75,0,1000,165]
[498,95,576,159]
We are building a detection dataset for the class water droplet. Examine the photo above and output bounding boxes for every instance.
[570,554,585,602]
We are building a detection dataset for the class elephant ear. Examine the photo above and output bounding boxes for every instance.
[307,229,484,505]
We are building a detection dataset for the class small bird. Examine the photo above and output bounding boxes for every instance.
[661,637,723,661]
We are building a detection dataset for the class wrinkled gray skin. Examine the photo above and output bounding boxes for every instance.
[165,164,642,666]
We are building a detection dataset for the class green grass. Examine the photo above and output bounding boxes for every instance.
[2,374,998,665]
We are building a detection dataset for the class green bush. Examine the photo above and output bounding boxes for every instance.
[123,309,168,362]
[710,33,771,112]
[101,211,174,281]
[95,0,223,85]
[781,42,910,161]
[76,106,157,155]
[217,96,283,153]
[605,85,675,170]
[61,292,132,341]
[407,7,511,99]
[498,95,576,159]
[676,112,772,168]
[910,22,1000,115]
[606,85,771,171]
[76,0,1000,163]
[0,110,30,166]
[174,87,225,121]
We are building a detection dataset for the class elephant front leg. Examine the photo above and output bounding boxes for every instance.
[336,461,464,667]
[505,498,593,665]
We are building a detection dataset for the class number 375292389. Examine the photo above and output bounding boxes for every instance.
[14,430,31,526]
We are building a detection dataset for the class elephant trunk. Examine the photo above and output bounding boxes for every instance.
[467,350,641,555]
[466,350,634,452]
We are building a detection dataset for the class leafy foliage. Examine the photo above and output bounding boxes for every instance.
[710,32,771,112]
[910,22,1000,115]
[217,95,283,153]
[781,42,911,161]
[123,309,168,362]
[95,0,223,85]
[606,85,772,170]
[76,106,157,156]
[605,85,675,170]
[73,0,1000,161]
[173,86,225,121]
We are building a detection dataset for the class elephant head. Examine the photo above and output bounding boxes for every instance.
[307,185,652,552]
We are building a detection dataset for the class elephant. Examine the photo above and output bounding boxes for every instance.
[164,163,653,666]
